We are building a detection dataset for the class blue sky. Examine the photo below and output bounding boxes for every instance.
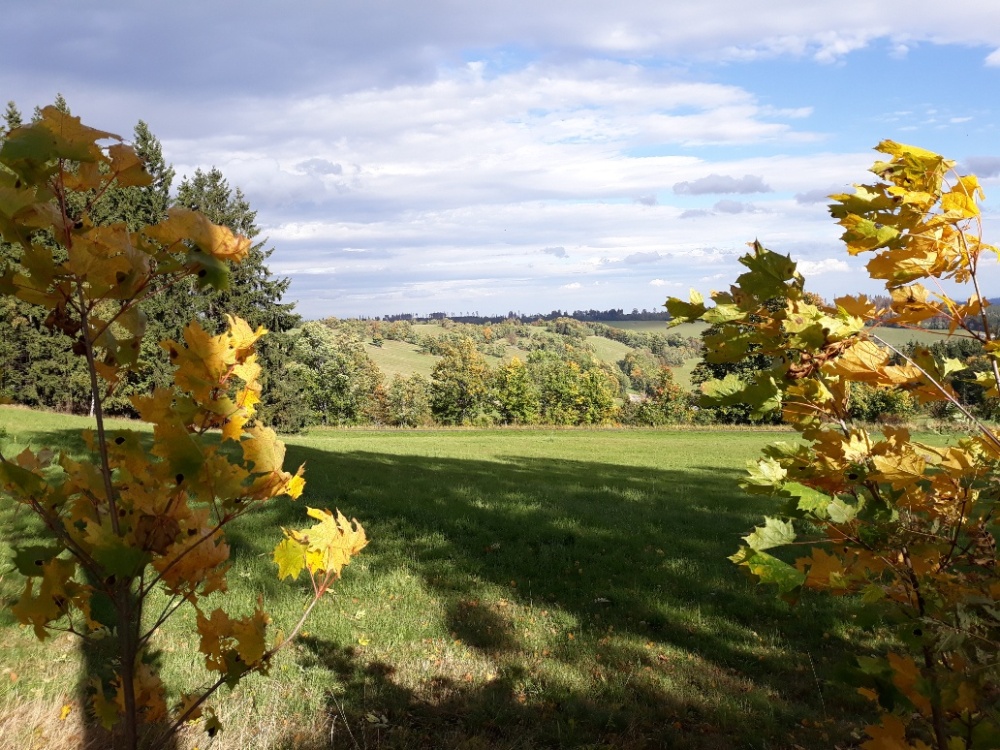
[3,2,1000,318]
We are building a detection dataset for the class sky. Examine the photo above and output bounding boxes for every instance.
[3,2,1000,320]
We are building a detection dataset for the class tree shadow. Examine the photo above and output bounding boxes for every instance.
[3,426,876,747]
[0,424,177,749]
[226,443,876,749]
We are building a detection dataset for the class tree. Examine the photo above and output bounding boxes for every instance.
[0,97,91,411]
[385,373,434,427]
[431,338,492,425]
[287,321,385,425]
[0,107,365,749]
[620,367,694,426]
[3,100,23,131]
[174,168,298,334]
[491,357,540,425]
[174,168,302,427]
[667,142,1000,749]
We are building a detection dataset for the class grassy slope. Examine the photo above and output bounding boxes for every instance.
[359,320,967,393]
[0,407,878,750]
[365,340,437,380]
[584,335,634,364]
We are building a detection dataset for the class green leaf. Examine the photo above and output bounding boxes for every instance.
[742,457,788,493]
[783,482,832,519]
[702,303,745,325]
[828,496,859,524]
[701,373,746,404]
[12,545,63,576]
[665,289,707,323]
[734,241,802,300]
[742,517,796,551]
[730,548,805,597]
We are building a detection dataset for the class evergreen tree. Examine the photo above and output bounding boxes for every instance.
[174,168,298,333]
[3,101,22,132]
[173,169,302,425]
[0,102,302,423]
[0,97,92,411]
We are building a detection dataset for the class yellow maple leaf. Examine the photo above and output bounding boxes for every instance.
[825,340,889,383]
[273,538,306,581]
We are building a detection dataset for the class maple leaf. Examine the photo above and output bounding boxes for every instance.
[241,423,286,475]
[273,538,306,581]
[796,548,851,593]
[743,517,796,552]
[280,508,368,581]
[231,608,270,667]
[861,714,932,750]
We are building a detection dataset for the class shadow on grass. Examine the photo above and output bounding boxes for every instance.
[0,425,178,750]
[234,444,873,749]
[3,428,872,748]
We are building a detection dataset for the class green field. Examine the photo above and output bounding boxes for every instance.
[365,339,438,379]
[0,407,886,749]
[865,325,970,350]
[584,335,635,364]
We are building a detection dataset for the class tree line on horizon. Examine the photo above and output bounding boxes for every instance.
[3,99,998,434]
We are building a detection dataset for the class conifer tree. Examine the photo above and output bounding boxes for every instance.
[174,168,303,427]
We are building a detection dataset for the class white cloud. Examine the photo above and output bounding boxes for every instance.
[5,1,999,317]
[797,258,851,275]
[965,157,1000,178]
[673,173,772,195]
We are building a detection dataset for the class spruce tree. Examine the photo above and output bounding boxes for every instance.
[0,97,92,411]
[174,168,303,428]
[3,101,22,131]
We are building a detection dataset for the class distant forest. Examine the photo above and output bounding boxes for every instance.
[376,308,672,324]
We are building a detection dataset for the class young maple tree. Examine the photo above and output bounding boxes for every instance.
[0,107,366,749]
[667,142,999,749]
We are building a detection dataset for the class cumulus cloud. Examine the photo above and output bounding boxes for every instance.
[713,199,755,214]
[795,187,841,204]
[797,258,850,275]
[542,246,569,257]
[673,173,772,195]
[986,48,1000,67]
[964,156,1000,178]
[298,158,344,176]
[6,1,996,318]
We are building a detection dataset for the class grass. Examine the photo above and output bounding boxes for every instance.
[584,336,634,364]
[595,320,707,338]
[866,326,971,350]
[364,340,438,379]
[0,407,883,749]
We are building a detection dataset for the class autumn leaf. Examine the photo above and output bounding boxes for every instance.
[273,538,306,582]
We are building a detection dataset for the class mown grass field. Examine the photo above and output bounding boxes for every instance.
[0,408,885,749]
[364,339,438,380]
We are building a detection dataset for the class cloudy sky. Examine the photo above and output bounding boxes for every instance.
[4,2,1000,319]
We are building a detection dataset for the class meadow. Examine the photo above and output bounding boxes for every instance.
[360,318,952,397]
[0,408,886,749]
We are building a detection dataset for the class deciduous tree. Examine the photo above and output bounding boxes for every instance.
[668,141,1000,749]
